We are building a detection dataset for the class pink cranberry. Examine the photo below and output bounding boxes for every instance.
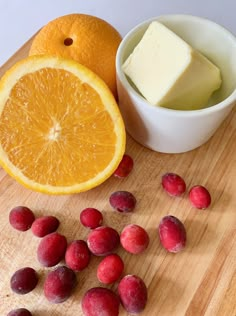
[87,226,120,256]
[9,206,35,231]
[161,173,186,196]
[82,287,120,316]
[109,191,136,212]
[118,275,147,314]
[31,215,60,237]
[80,208,103,229]
[120,224,149,254]
[158,215,186,253]
[65,240,91,271]
[189,185,211,209]
[97,254,124,284]
[113,154,134,178]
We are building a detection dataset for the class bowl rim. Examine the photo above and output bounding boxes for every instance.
[116,14,236,117]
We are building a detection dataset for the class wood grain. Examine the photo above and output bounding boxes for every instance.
[0,37,235,316]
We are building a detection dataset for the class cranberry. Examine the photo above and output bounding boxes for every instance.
[87,226,120,256]
[31,215,59,237]
[9,206,35,231]
[189,185,211,209]
[7,308,32,316]
[120,224,149,254]
[97,254,124,284]
[109,191,136,212]
[37,232,67,267]
[82,287,120,316]
[113,154,134,178]
[158,215,186,253]
[65,240,91,271]
[44,266,77,303]
[80,208,103,229]
[118,275,147,314]
[10,267,38,295]
[162,173,186,196]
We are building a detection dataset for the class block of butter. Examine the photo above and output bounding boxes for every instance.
[122,21,222,110]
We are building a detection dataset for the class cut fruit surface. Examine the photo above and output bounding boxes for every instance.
[0,55,126,194]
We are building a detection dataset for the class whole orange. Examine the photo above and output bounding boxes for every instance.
[29,14,122,97]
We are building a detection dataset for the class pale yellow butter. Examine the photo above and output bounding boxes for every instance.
[122,21,222,110]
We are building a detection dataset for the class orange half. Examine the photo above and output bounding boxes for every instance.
[0,55,126,194]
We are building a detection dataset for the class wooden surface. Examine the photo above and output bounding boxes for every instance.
[0,36,235,316]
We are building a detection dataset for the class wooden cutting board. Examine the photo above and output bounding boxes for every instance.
[0,36,235,316]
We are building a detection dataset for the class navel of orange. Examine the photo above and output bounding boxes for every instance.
[0,55,126,194]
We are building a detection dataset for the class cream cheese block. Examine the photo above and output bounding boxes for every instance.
[122,21,222,110]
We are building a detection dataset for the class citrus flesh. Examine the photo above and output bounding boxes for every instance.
[0,55,126,194]
[29,14,122,97]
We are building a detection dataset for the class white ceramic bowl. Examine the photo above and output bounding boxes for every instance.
[116,15,236,153]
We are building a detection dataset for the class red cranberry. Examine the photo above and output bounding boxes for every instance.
[10,267,38,295]
[31,215,59,237]
[87,226,120,256]
[158,215,186,253]
[189,185,211,209]
[7,308,32,316]
[9,206,35,231]
[97,254,124,284]
[82,287,120,316]
[109,191,136,212]
[44,266,77,303]
[162,173,186,196]
[37,232,67,267]
[113,154,134,178]
[65,240,91,271]
[80,208,103,229]
[118,275,147,314]
[120,224,149,254]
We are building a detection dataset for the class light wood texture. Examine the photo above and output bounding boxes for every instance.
[0,36,235,316]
